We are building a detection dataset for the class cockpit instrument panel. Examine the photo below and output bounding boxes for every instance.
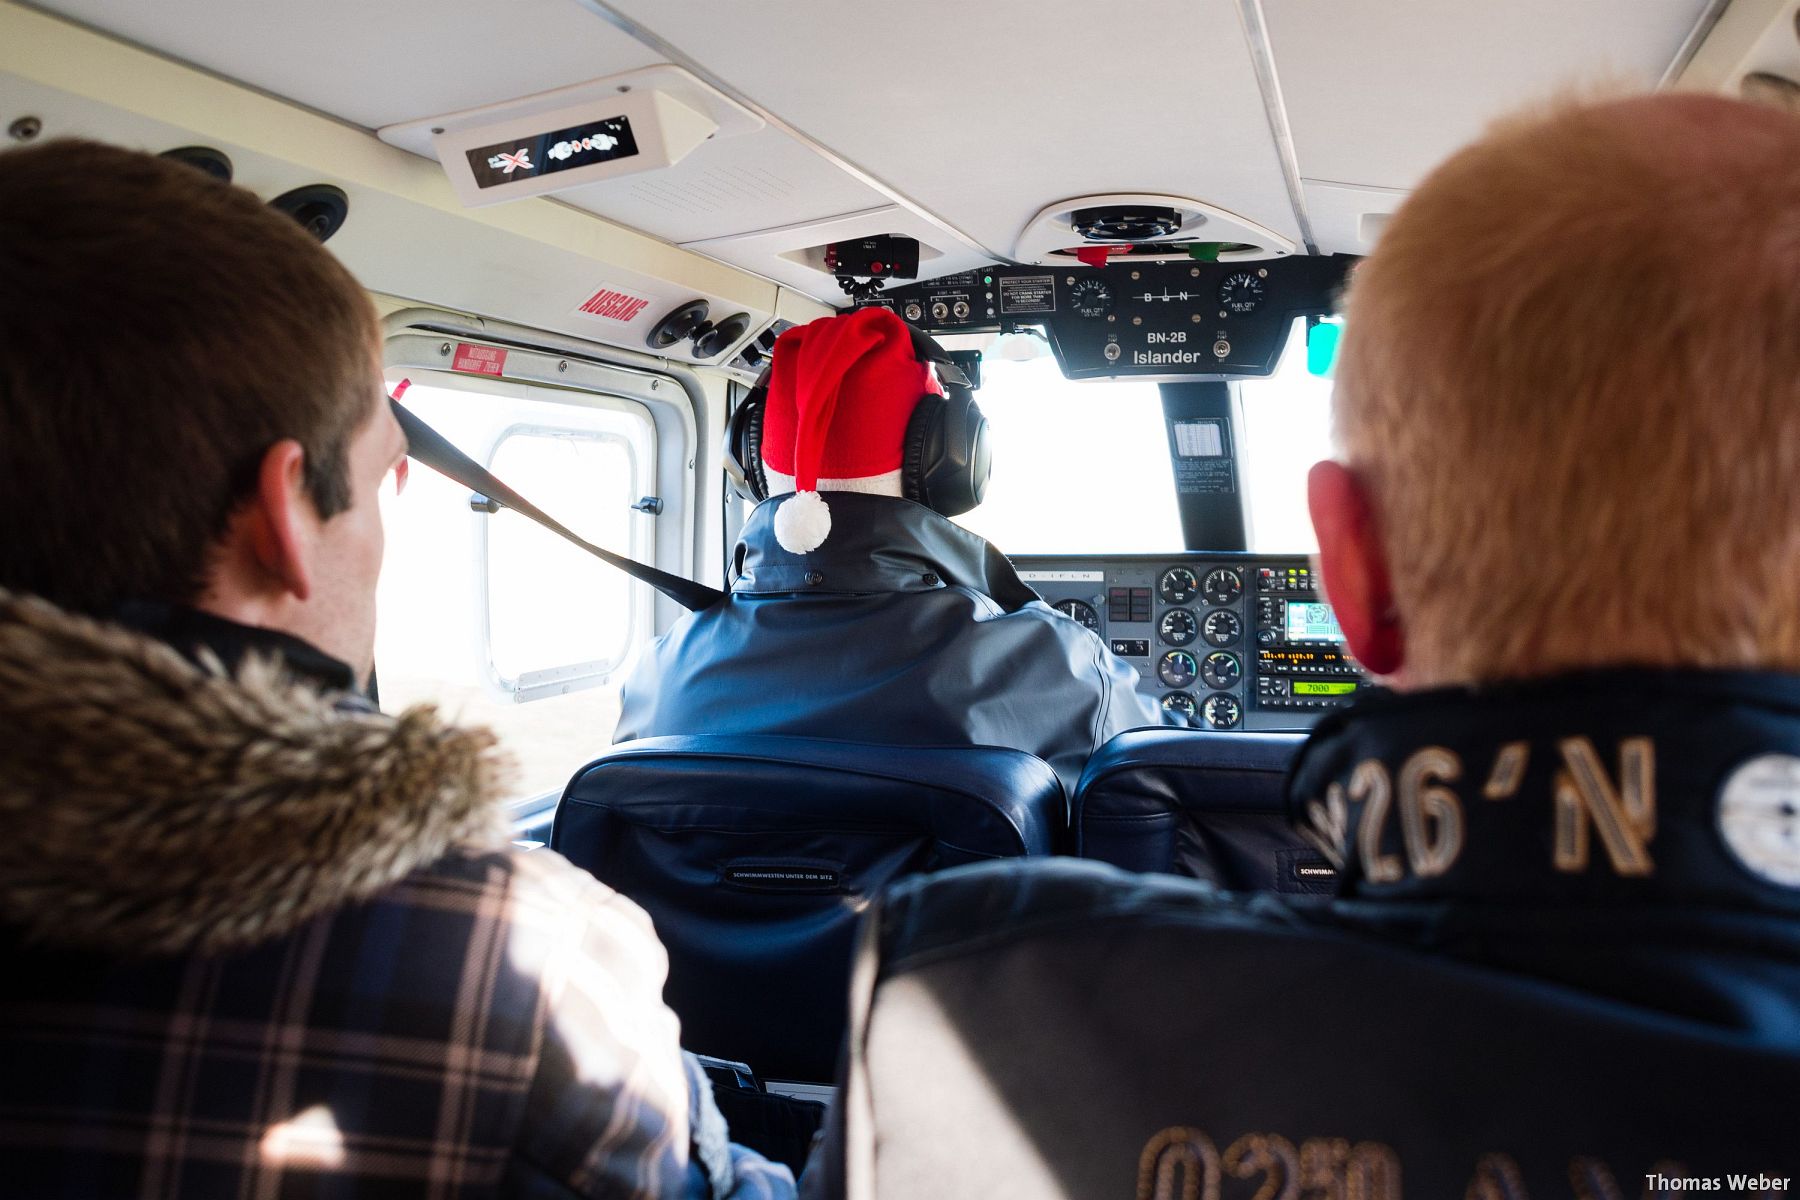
[857,255,1354,381]
[1015,553,1368,731]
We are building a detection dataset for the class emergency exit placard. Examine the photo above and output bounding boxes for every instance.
[451,343,507,376]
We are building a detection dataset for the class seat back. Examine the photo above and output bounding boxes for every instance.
[1073,728,1332,891]
[549,735,1062,1082]
[823,859,1800,1198]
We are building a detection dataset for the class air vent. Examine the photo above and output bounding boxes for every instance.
[159,145,232,183]
[270,184,348,243]
[1015,193,1295,266]
[1741,70,1800,112]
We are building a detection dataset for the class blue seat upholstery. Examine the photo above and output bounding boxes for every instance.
[548,734,1063,1082]
[1072,728,1332,891]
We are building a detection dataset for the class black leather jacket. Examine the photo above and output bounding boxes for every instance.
[615,493,1167,793]
[812,669,1800,1196]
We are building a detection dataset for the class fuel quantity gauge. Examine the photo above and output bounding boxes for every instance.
[1069,278,1115,319]
[1218,271,1265,316]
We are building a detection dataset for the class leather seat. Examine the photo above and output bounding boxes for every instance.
[548,734,1063,1082]
[1072,728,1333,892]
[812,858,1800,1197]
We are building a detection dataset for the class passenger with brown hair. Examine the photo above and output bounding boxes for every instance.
[0,139,790,1198]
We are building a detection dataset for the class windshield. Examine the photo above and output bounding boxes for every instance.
[949,357,1179,553]
[1236,319,1335,553]
[951,319,1333,555]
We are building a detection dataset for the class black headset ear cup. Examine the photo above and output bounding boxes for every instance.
[746,399,769,501]
[724,387,770,502]
[901,385,989,517]
[963,399,992,510]
[901,395,937,508]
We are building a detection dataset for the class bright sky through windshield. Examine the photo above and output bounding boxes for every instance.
[951,355,1181,553]
[952,319,1334,554]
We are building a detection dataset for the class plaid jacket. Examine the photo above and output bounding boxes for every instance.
[0,594,791,1198]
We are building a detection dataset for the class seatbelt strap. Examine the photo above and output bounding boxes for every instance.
[389,382,725,613]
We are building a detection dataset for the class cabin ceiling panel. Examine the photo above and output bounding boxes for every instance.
[1301,180,1406,258]
[26,0,666,129]
[591,0,1305,260]
[1265,0,1714,193]
[552,124,891,249]
[1679,0,1800,92]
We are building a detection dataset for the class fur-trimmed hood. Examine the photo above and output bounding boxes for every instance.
[0,590,510,956]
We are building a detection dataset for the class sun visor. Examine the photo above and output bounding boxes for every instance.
[379,66,763,209]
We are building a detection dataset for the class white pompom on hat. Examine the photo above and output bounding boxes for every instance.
[760,308,937,554]
[771,488,833,555]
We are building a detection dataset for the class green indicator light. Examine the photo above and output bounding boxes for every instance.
[1307,318,1343,377]
[1185,242,1223,263]
[1294,681,1357,696]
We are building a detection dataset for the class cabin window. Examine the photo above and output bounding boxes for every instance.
[375,372,655,802]
[484,425,641,693]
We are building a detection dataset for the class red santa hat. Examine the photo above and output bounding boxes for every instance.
[761,307,941,554]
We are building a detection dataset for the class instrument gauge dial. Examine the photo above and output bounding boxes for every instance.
[1052,598,1101,633]
[1202,568,1243,605]
[1158,650,1199,690]
[1159,608,1198,647]
[1218,271,1265,316]
[1202,610,1242,647]
[1069,278,1115,319]
[1203,694,1243,729]
[1162,692,1197,721]
[1159,567,1199,605]
[1201,651,1242,690]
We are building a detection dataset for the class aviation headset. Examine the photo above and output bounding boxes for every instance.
[723,319,992,518]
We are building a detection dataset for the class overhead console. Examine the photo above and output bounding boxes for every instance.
[1012,554,1368,732]
[857,254,1355,380]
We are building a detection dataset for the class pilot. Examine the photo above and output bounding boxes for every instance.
[0,140,788,1198]
[615,307,1166,794]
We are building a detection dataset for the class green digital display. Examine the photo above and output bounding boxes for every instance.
[1294,681,1357,696]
